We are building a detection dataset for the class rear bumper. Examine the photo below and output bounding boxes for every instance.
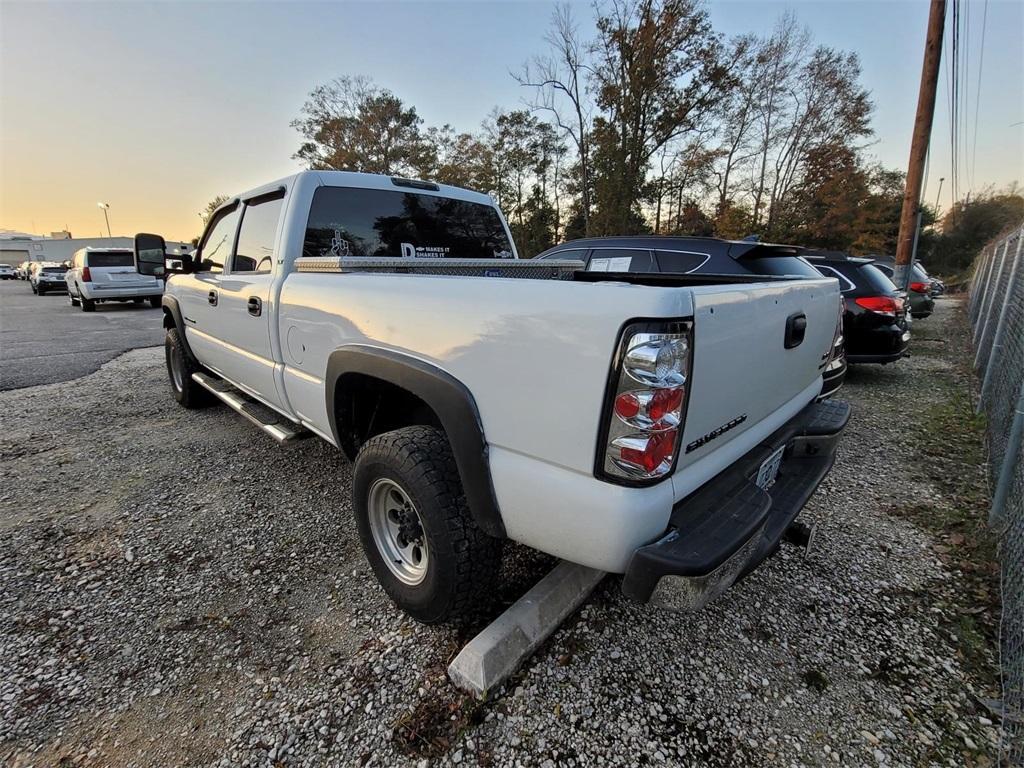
[621,398,850,609]
[818,355,847,399]
[78,283,163,300]
[845,325,909,364]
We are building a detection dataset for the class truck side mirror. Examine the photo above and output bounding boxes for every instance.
[134,233,168,276]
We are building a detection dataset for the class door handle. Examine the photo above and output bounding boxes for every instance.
[247,296,262,317]
[784,312,807,349]
[208,289,218,306]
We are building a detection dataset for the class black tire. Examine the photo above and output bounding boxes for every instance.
[148,296,162,308]
[133,298,144,304]
[30,284,37,294]
[36,287,45,296]
[69,290,80,307]
[353,426,502,624]
[80,295,95,311]
[165,327,213,408]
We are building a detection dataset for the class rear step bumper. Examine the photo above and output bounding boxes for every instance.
[192,372,309,444]
[621,398,850,610]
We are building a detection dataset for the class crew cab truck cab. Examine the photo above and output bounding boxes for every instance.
[136,171,849,624]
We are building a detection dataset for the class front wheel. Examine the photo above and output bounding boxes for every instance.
[69,290,80,307]
[165,327,212,408]
[353,426,501,624]
[36,287,45,296]
[148,296,162,308]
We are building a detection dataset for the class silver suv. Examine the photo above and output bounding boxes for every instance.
[65,248,163,312]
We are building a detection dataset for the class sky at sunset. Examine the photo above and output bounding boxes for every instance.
[1,0,1021,243]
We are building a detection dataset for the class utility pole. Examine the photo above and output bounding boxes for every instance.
[894,0,946,290]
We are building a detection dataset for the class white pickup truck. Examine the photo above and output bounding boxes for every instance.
[134,171,849,624]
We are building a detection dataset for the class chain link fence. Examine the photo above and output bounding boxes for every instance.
[967,223,1024,765]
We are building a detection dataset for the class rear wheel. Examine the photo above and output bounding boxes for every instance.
[165,327,212,408]
[353,426,501,624]
[80,294,95,312]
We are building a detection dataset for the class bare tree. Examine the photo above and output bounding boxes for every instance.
[515,4,594,235]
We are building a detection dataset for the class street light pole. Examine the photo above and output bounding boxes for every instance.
[97,202,111,238]
[934,177,945,216]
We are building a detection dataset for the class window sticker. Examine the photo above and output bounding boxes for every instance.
[608,256,632,271]
[324,229,351,258]
[589,258,611,272]
[401,242,451,258]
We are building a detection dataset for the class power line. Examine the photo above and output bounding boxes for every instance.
[963,0,971,191]
[971,0,989,191]
[944,5,955,211]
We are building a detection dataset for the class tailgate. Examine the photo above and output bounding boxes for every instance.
[92,267,157,287]
[677,278,839,471]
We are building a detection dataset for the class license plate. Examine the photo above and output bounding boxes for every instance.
[110,273,139,282]
[755,446,785,490]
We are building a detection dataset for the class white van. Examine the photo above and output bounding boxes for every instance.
[65,247,163,312]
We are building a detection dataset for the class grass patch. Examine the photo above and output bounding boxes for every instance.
[898,303,1000,689]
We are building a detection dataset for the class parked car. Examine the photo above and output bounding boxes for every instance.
[867,258,936,319]
[29,262,69,295]
[535,236,847,399]
[804,253,910,364]
[0,264,15,280]
[134,171,849,624]
[16,261,32,280]
[65,247,163,312]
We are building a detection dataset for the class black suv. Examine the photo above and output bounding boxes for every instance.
[802,253,910,364]
[535,236,846,397]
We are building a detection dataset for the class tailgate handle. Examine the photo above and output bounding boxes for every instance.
[784,312,807,349]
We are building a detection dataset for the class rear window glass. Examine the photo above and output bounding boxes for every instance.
[43,267,66,274]
[86,252,133,268]
[856,263,899,294]
[304,186,513,260]
[743,256,821,278]
[875,262,928,283]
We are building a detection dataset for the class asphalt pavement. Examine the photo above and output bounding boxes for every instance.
[0,279,164,390]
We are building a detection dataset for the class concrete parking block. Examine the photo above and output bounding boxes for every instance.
[447,561,606,698]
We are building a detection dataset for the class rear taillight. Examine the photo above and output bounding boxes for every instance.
[826,296,844,364]
[855,296,900,316]
[909,281,927,293]
[600,321,692,483]
[81,266,92,282]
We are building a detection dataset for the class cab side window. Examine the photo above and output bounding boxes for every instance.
[232,194,284,274]
[197,205,240,274]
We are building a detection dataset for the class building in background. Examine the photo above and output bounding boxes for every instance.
[0,231,193,267]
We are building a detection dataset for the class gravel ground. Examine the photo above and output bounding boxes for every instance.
[0,297,1000,767]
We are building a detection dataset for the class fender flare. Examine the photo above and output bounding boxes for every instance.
[161,295,198,363]
[326,346,506,539]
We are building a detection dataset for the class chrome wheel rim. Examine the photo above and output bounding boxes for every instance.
[169,346,185,392]
[367,478,428,586]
